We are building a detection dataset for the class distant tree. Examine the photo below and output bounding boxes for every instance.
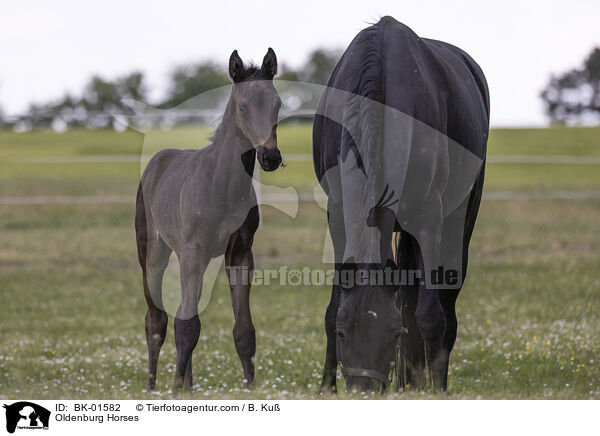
[541,47,600,124]
[53,94,86,128]
[17,94,80,130]
[10,48,344,130]
[277,63,300,81]
[161,62,229,108]
[16,72,149,129]
[82,76,120,112]
[300,48,342,85]
[80,72,148,127]
[275,48,342,116]
[82,72,147,110]
[119,72,147,101]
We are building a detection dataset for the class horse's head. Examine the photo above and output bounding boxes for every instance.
[336,262,404,392]
[228,48,282,172]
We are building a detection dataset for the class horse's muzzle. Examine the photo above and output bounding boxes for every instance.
[257,145,282,172]
[345,375,385,393]
[341,364,390,393]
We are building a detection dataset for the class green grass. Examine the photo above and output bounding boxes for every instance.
[0,125,599,399]
[1,125,600,196]
[489,126,600,155]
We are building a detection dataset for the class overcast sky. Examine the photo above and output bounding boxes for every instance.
[1,0,599,127]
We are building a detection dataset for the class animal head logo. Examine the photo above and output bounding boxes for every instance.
[3,402,50,433]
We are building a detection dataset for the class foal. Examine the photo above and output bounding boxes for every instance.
[135,48,282,391]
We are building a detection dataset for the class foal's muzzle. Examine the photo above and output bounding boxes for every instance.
[257,145,282,172]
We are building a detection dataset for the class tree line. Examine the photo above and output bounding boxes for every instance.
[3,46,598,130]
[0,48,342,131]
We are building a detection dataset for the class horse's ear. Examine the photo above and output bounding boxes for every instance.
[229,50,245,83]
[261,48,277,79]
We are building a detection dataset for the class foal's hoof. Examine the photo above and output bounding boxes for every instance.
[146,380,156,391]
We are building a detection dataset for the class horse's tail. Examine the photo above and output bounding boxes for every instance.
[134,182,147,269]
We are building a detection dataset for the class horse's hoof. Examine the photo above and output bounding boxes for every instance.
[172,379,184,394]
[318,384,337,395]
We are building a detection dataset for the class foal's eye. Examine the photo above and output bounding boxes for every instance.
[238,103,248,113]
[336,329,346,340]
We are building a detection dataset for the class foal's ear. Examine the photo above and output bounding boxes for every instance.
[261,48,277,79]
[229,50,245,83]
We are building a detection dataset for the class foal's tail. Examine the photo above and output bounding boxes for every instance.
[134,182,147,269]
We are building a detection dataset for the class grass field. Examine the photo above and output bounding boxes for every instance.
[0,125,598,399]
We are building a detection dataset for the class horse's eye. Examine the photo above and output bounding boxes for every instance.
[238,103,248,113]
[336,329,346,340]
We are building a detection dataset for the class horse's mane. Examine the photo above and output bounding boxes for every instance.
[354,24,384,104]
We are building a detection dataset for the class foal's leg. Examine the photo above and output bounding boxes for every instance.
[225,248,256,387]
[225,207,260,387]
[136,199,172,391]
[173,243,205,391]
[143,242,171,391]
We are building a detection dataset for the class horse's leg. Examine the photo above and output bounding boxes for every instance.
[397,230,427,389]
[432,195,478,391]
[225,206,259,387]
[438,290,459,391]
[173,243,205,392]
[320,201,345,394]
[432,172,485,391]
[416,287,446,391]
[136,188,171,391]
[419,188,476,392]
[320,284,341,393]
[413,195,447,391]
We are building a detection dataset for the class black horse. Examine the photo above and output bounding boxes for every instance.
[313,17,489,392]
